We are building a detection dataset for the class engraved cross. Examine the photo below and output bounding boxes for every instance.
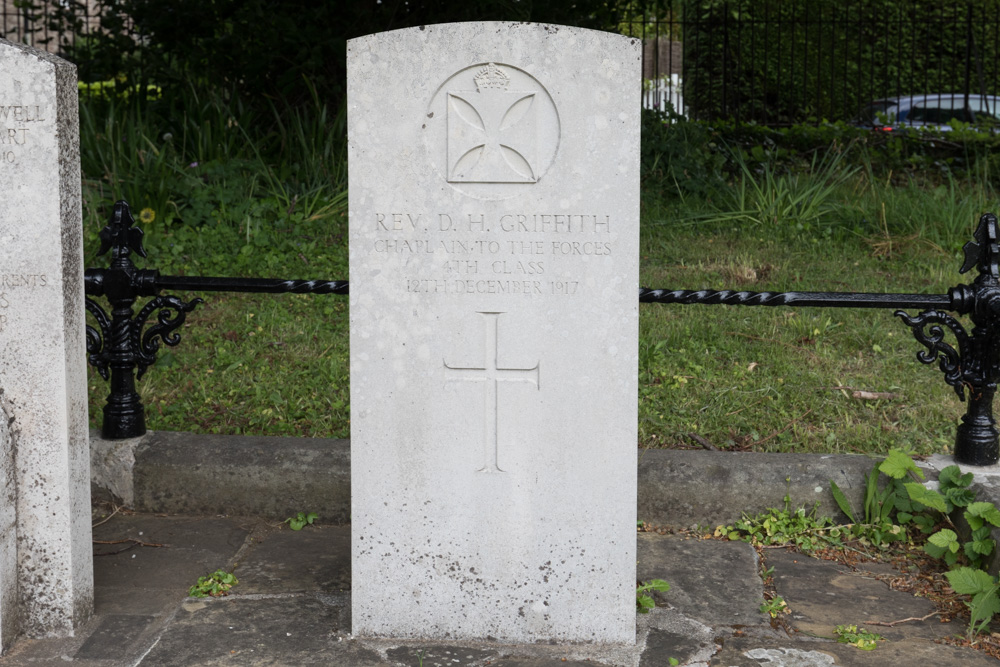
[444,312,539,473]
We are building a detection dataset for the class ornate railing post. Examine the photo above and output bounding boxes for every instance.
[897,213,1000,465]
[84,202,201,439]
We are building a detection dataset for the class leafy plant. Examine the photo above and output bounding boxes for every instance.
[716,486,839,551]
[832,449,1000,638]
[636,579,670,614]
[834,624,883,651]
[944,568,1000,639]
[188,569,238,597]
[829,450,917,547]
[760,595,789,618]
[285,511,318,531]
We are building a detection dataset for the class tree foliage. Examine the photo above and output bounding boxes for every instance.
[21,0,626,110]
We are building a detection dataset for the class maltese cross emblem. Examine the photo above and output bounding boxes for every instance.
[447,63,537,183]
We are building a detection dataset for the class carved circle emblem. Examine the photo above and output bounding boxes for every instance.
[424,62,560,200]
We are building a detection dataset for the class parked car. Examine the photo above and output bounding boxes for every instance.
[854,93,1000,131]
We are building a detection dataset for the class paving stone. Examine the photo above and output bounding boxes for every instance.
[384,645,496,666]
[711,635,999,666]
[637,533,765,627]
[639,608,719,667]
[140,595,382,666]
[236,524,350,594]
[4,511,997,666]
[765,549,966,642]
[92,515,248,616]
[73,614,154,659]
[489,660,606,666]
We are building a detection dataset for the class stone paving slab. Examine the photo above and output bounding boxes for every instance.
[711,635,999,666]
[765,549,968,641]
[637,533,765,628]
[3,513,998,666]
[140,596,368,666]
[235,524,350,595]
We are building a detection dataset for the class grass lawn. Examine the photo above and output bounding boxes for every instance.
[78,95,990,456]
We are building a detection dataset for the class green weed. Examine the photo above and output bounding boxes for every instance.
[834,624,884,651]
[285,512,318,531]
[188,569,238,598]
[760,595,789,618]
[636,579,670,614]
[715,492,838,552]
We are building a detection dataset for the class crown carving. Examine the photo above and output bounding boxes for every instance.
[474,63,510,91]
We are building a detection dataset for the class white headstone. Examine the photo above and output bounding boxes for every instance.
[0,38,92,648]
[349,23,640,644]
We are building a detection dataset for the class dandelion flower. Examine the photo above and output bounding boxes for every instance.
[138,208,156,224]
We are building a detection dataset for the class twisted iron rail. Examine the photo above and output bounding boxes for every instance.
[84,201,1000,466]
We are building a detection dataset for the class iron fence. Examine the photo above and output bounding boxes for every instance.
[8,1,1000,125]
[625,0,1000,124]
[86,201,1000,466]
[1,0,101,54]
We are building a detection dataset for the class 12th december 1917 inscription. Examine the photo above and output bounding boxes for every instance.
[373,211,614,296]
[0,105,45,164]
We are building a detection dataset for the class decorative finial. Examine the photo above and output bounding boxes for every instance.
[960,213,999,279]
[474,63,510,92]
[97,200,147,260]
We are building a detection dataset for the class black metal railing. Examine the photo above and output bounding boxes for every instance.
[11,1,1000,126]
[85,201,1000,466]
[625,0,1000,123]
[83,201,347,439]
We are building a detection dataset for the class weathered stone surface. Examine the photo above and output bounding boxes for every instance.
[73,614,154,660]
[0,37,90,647]
[132,431,350,521]
[385,645,496,666]
[236,524,350,594]
[92,515,248,616]
[637,533,765,627]
[638,608,717,667]
[1,512,995,666]
[140,596,380,666]
[637,450,875,527]
[349,23,640,643]
[489,660,607,666]
[89,429,140,506]
[713,636,1000,667]
[0,407,16,651]
[766,549,967,641]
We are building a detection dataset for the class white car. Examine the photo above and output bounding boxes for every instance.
[855,94,1000,131]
